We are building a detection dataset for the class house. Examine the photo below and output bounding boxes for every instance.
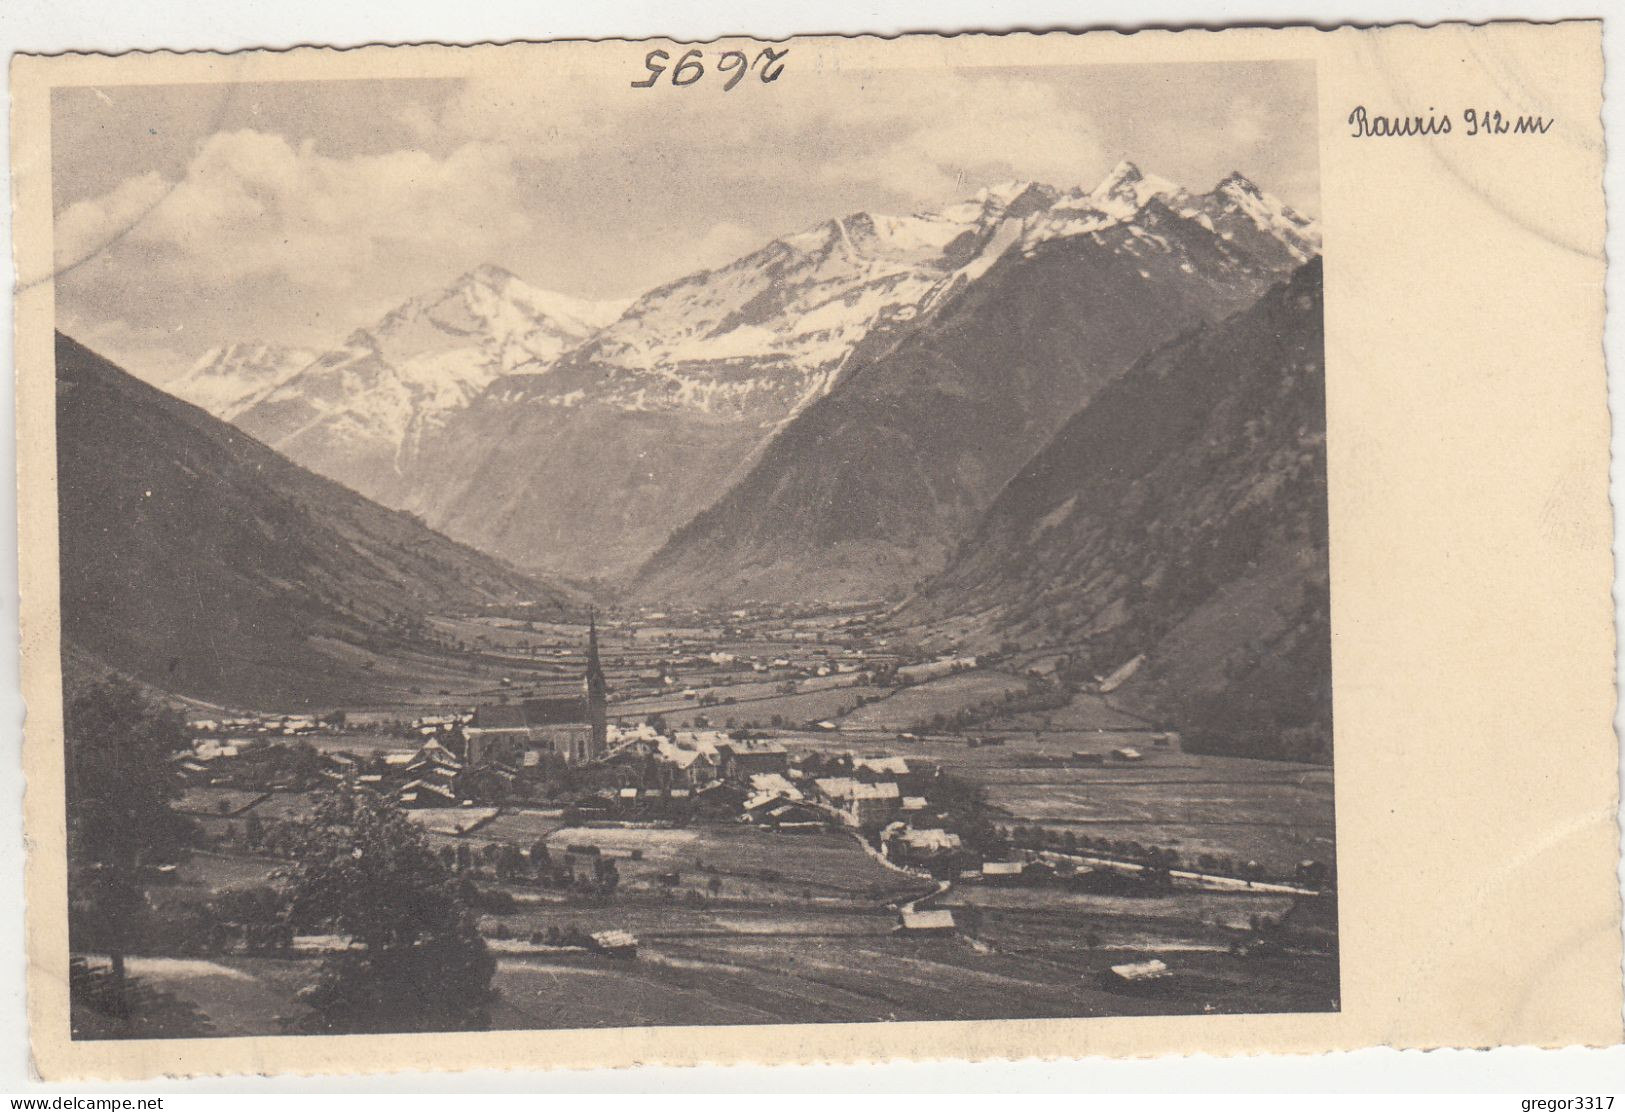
[896,909,955,935]
[897,828,961,854]
[1100,959,1171,991]
[176,759,211,783]
[401,740,464,785]
[692,780,748,818]
[853,755,909,780]
[398,778,459,808]
[715,740,790,780]
[411,739,462,768]
[981,861,1026,883]
[745,798,825,831]
[744,772,802,808]
[589,930,638,959]
[654,739,718,786]
[814,777,901,826]
[1111,747,1144,763]
[900,796,929,813]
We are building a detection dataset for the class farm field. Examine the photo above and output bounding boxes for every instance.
[837,671,1030,731]
[989,690,1157,733]
[773,727,1334,875]
[110,886,1337,1037]
[612,683,888,729]
[536,824,923,904]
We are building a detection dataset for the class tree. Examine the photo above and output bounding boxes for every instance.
[65,679,194,1010]
[496,844,527,882]
[282,786,495,1033]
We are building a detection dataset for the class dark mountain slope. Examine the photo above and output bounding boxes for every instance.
[635,201,1295,604]
[898,260,1329,762]
[55,334,570,709]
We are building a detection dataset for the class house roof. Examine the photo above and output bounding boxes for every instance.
[748,773,801,801]
[656,740,714,769]
[1108,959,1170,981]
[399,778,457,800]
[413,740,462,766]
[854,756,909,776]
[815,777,901,802]
[900,828,961,851]
[899,909,955,930]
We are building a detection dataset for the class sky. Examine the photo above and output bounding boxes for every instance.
[51,60,1319,384]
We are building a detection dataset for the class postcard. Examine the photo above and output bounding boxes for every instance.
[11,21,1617,1079]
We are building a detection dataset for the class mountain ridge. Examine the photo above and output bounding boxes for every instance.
[897,259,1330,762]
[56,332,573,710]
[231,265,628,504]
[632,174,1317,603]
[183,164,1318,584]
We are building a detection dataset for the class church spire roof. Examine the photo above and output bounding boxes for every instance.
[585,609,607,699]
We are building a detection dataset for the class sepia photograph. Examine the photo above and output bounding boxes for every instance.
[47,50,1333,1040]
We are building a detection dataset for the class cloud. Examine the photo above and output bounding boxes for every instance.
[52,62,1318,370]
[431,68,1106,211]
[684,221,768,271]
[58,312,196,385]
[57,129,534,289]
[55,171,169,272]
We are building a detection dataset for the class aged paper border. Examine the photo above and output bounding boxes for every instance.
[12,21,1620,1080]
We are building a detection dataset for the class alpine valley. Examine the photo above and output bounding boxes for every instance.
[50,44,1349,1041]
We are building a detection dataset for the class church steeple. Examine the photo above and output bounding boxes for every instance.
[584,609,607,701]
[582,608,609,761]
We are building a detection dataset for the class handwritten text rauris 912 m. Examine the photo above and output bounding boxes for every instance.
[1348,105,1555,137]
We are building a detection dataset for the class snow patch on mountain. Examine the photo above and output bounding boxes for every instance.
[236,264,625,476]
[168,342,318,421]
[1208,172,1322,262]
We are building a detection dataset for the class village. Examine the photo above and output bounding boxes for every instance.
[113,602,1339,1034]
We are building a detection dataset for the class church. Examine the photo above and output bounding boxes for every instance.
[463,617,609,766]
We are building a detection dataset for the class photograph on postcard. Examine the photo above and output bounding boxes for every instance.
[43,52,1337,1040]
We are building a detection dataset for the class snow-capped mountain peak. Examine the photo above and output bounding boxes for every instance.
[230,265,631,494]
[1017,162,1320,264]
[166,341,317,421]
[215,163,1321,560]
[1207,171,1322,261]
[1087,160,1188,214]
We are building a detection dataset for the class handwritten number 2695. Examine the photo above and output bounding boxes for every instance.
[631,48,788,90]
